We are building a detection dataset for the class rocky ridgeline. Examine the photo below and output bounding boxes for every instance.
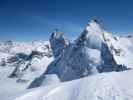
[28,19,129,88]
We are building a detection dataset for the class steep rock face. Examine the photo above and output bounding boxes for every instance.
[46,19,123,80]
[50,31,69,58]
[98,42,118,72]
[46,20,104,80]
[28,20,104,88]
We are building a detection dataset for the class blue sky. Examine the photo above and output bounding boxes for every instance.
[0,0,133,41]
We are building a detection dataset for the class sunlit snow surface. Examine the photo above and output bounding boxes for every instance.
[13,70,133,100]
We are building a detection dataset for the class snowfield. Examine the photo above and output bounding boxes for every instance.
[0,66,31,100]
[13,70,133,100]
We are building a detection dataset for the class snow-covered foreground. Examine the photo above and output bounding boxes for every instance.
[0,57,53,100]
[0,67,31,100]
[12,70,133,100]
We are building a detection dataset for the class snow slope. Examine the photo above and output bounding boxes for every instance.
[0,41,53,100]
[12,69,133,100]
[114,36,133,67]
[0,66,31,100]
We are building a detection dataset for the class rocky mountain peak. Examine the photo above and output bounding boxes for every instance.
[50,30,69,58]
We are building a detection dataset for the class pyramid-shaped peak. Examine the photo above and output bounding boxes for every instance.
[90,18,99,23]
[87,18,101,28]
[85,19,103,35]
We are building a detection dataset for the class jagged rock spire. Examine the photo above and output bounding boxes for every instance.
[87,18,99,25]
[50,30,69,58]
[86,18,103,33]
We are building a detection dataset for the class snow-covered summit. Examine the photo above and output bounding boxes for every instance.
[76,19,104,49]
[86,19,103,34]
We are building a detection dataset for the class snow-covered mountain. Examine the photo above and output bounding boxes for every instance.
[29,19,130,88]
[1,19,133,100]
